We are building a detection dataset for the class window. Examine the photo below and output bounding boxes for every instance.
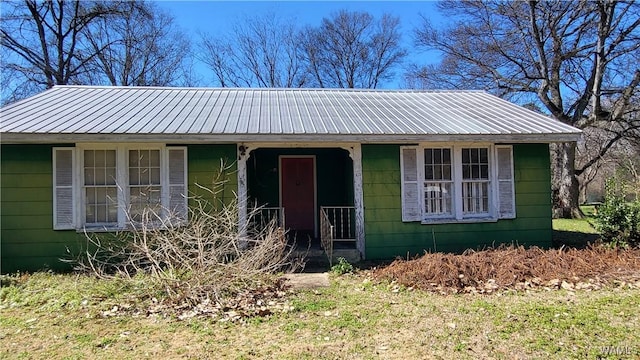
[461,148,489,216]
[401,144,514,223]
[424,148,452,217]
[83,150,118,225]
[128,149,162,222]
[53,145,187,230]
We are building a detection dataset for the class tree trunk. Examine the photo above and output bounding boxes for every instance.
[551,142,584,219]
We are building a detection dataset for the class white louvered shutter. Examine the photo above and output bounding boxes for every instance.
[496,145,516,219]
[400,146,422,222]
[53,148,76,229]
[167,147,188,221]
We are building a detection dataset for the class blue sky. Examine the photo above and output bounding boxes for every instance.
[157,1,445,87]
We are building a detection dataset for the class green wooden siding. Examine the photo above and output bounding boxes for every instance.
[187,144,237,205]
[1,145,81,272]
[362,143,552,259]
[1,144,236,273]
[2,142,553,270]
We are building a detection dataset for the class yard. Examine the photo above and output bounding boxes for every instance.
[1,216,639,359]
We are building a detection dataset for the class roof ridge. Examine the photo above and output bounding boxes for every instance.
[52,85,486,93]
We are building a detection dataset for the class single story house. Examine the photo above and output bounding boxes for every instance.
[0,86,581,272]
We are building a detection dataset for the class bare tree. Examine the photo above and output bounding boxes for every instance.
[199,13,307,87]
[300,10,407,88]
[0,0,120,92]
[80,1,193,86]
[409,0,640,218]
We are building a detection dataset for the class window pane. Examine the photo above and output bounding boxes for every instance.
[107,187,117,204]
[95,151,105,167]
[472,165,479,179]
[433,149,442,164]
[106,167,116,185]
[150,149,160,166]
[85,186,117,224]
[129,168,140,186]
[84,151,95,167]
[129,185,162,222]
[83,150,117,225]
[424,149,433,165]
[443,149,451,164]
[443,165,451,180]
[462,148,470,163]
[425,165,433,180]
[462,181,489,214]
[95,168,106,185]
[87,187,96,203]
[434,165,442,180]
[105,150,116,167]
[84,169,94,184]
[462,148,489,181]
[463,164,470,179]
[480,148,488,163]
[140,150,150,167]
[471,148,479,163]
[129,150,139,167]
[481,165,489,179]
[424,182,452,215]
[425,148,451,182]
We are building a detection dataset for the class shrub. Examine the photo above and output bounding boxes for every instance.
[595,177,640,248]
[68,166,302,308]
[331,257,354,275]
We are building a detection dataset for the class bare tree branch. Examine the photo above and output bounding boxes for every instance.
[408,0,640,218]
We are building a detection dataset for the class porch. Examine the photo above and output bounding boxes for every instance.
[239,146,364,263]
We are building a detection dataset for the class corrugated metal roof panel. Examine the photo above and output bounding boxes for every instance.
[0,86,581,143]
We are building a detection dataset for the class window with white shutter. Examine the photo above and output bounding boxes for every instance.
[399,144,515,223]
[52,145,188,230]
[53,148,76,230]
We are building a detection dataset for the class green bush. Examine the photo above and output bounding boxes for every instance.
[595,178,640,248]
[331,257,354,275]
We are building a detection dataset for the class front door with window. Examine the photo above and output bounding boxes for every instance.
[280,156,316,236]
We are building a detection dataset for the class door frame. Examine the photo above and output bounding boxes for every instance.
[278,155,317,237]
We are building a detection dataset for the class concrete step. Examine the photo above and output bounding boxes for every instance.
[291,247,361,271]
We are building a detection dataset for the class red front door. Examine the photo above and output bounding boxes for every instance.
[280,157,315,234]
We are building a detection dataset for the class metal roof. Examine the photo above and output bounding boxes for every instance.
[0,86,581,143]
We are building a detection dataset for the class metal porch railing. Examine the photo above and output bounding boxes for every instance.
[320,206,356,266]
[250,206,285,229]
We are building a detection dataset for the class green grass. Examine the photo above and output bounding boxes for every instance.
[1,272,639,359]
[553,218,598,234]
[552,207,600,248]
[580,205,598,217]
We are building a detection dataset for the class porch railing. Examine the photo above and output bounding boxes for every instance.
[320,206,356,266]
[250,206,285,229]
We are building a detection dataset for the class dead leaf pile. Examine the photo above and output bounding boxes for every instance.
[373,245,640,294]
[100,278,294,322]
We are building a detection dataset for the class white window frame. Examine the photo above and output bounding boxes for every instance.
[401,143,515,224]
[422,146,455,220]
[53,144,187,231]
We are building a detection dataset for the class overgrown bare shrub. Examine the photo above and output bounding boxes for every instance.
[68,164,301,308]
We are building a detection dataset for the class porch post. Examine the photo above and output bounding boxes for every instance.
[237,144,249,235]
[347,144,366,259]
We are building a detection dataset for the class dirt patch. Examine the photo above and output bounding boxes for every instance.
[373,245,640,294]
[282,273,330,289]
